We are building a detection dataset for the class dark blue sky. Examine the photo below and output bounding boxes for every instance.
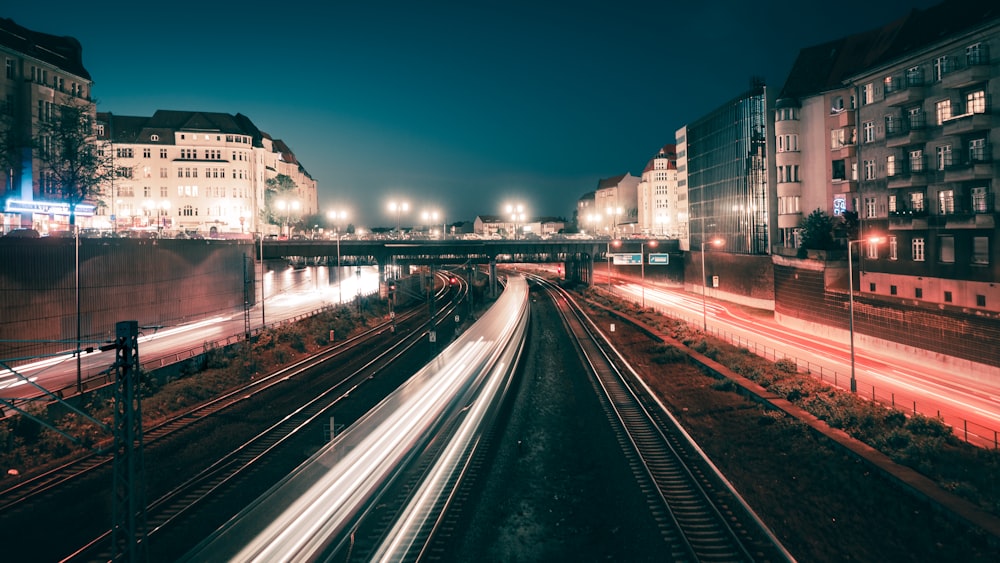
[7,1,939,227]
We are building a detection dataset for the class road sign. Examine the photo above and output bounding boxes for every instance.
[612,253,642,265]
[648,253,669,265]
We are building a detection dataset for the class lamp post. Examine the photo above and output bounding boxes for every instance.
[848,236,884,393]
[606,206,622,238]
[276,199,299,237]
[388,201,409,238]
[641,239,657,308]
[607,238,621,290]
[701,238,723,332]
[422,210,440,238]
[327,209,348,303]
[506,204,525,240]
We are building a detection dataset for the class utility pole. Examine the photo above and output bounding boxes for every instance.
[110,320,147,562]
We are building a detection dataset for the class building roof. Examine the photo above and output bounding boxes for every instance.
[98,110,265,146]
[597,173,631,190]
[643,144,677,173]
[0,18,91,80]
[779,0,1000,101]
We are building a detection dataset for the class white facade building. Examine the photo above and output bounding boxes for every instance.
[637,144,685,239]
[96,110,317,236]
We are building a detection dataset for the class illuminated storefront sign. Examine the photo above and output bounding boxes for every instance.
[4,199,96,217]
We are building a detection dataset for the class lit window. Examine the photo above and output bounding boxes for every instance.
[912,237,925,261]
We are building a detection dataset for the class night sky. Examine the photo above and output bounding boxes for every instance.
[6,1,940,228]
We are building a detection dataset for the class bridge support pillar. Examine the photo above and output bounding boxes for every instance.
[490,259,498,296]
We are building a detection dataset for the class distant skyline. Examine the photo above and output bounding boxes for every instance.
[6,1,942,228]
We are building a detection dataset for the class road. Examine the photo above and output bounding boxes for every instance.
[609,277,1000,448]
[0,264,382,402]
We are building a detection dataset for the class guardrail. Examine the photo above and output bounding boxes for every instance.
[606,286,999,450]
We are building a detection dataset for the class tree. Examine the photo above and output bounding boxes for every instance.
[263,174,299,230]
[798,209,836,251]
[34,100,115,228]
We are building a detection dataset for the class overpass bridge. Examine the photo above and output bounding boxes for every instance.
[260,238,682,286]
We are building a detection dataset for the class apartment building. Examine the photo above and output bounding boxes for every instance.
[0,18,95,233]
[589,173,639,237]
[846,3,999,312]
[97,110,317,236]
[636,144,685,239]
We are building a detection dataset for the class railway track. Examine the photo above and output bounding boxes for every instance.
[0,273,465,561]
[531,274,793,562]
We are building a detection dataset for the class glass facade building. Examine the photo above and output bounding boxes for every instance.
[684,80,776,255]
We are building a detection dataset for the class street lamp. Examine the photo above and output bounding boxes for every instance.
[848,235,884,393]
[328,209,348,303]
[607,238,621,290]
[701,238,723,332]
[641,239,658,308]
[506,204,525,240]
[276,199,300,237]
[388,201,409,238]
[606,206,622,238]
[422,210,440,238]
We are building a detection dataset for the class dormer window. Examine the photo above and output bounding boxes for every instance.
[150,134,159,142]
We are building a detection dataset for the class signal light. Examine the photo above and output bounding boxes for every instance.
[449,276,458,285]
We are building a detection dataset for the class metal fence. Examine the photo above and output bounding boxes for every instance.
[606,286,999,450]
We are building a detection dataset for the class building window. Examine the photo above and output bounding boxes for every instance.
[865,197,877,218]
[915,287,923,299]
[909,149,924,172]
[143,148,151,158]
[866,239,879,259]
[906,66,923,86]
[832,159,846,181]
[966,89,986,114]
[890,285,898,295]
[971,187,988,213]
[972,236,989,264]
[935,100,952,124]
[910,192,925,212]
[886,155,897,177]
[160,148,168,158]
[933,56,951,80]
[907,106,925,129]
[969,138,987,162]
[863,83,874,104]
[912,237,925,261]
[939,189,955,215]
[967,43,986,65]
[150,134,159,142]
[889,194,897,213]
[939,235,955,263]
[778,134,798,152]
[944,291,953,303]
[936,145,952,170]
[4,58,12,79]
[864,160,876,180]
[863,121,875,143]
[977,295,987,307]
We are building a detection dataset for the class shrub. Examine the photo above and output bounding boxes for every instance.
[774,358,798,374]
[651,346,688,364]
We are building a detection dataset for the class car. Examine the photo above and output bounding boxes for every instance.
[80,228,103,238]
[4,228,40,238]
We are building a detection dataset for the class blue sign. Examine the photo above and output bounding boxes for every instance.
[648,253,669,265]
[612,253,642,265]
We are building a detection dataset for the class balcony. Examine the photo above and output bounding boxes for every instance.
[830,143,856,159]
[941,61,991,90]
[888,208,929,230]
[942,145,993,183]
[828,108,856,128]
[778,212,802,230]
[887,167,928,190]
[885,119,928,148]
[933,192,995,229]
[884,83,926,107]
[941,112,993,137]
[831,178,857,193]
